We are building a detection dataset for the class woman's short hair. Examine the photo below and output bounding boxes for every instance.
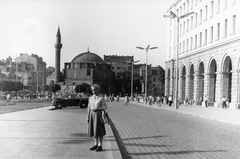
[91,84,100,90]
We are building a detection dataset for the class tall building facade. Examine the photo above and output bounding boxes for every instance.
[165,0,240,109]
[15,53,46,91]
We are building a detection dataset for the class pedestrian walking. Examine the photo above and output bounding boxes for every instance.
[156,96,161,107]
[124,95,129,106]
[116,95,119,102]
[204,95,208,108]
[226,97,230,108]
[168,95,173,106]
[87,84,107,152]
[185,98,189,106]
[222,96,227,109]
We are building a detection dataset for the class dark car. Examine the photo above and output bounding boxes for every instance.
[52,94,89,109]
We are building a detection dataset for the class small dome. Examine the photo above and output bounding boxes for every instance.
[71,51,105,63]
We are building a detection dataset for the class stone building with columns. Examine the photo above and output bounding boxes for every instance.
[165,0,240,109]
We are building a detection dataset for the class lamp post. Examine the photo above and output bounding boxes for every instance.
[164,11,194,109]
[136,45,158,104]
[126,59,140,101]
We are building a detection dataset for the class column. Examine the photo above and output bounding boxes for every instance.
[230,70,239,108]
[215,72,222,107]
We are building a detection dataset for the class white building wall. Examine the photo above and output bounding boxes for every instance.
[165,0,240,109]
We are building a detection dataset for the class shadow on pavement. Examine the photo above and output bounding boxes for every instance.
[60,138,92,144]
[129,149,228,156]
[69,132,88,137]
[122,135,167,141]
[110,119,131,159]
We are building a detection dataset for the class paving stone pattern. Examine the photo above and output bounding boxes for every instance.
[108,102,240,159]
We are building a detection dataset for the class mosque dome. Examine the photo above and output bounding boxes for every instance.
[71,51,105,63]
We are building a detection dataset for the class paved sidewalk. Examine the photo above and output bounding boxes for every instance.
[132,101,240,126]
[0,105,121,159]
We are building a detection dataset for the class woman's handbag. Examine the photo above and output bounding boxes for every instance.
[101,110,110,126]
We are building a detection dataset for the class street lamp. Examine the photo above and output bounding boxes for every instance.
[126,59,140,101]
[136,45,158,104]
[164,11,194,109]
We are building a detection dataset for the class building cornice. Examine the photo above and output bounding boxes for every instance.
[167,0,181,12]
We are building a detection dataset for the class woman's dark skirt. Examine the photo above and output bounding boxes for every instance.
[88,111,106,137]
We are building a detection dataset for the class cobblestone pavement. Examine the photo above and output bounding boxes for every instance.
[108,101,240,159]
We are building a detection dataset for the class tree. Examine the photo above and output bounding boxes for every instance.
[13,82,24,99]
[74,83,91,94]
[0,81,13,92]
[43,85,49,91]
[115,70,131,96]
[49,84,61,93]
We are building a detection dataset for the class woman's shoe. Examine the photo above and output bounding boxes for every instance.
[90,145,98,150]
[95,146,102,152]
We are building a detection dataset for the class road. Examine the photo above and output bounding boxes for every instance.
[107,101,240,159]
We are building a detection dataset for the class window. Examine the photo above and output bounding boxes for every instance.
[211,1,214,17]
[224,19,227,38]
[205,5,208,21]
[169,47,171,58]
[205,29,207,45]
[217,0,220,12]
[170,30,171,41]
[183,22,185,34]
[191,0,193,8]
[211,26,213,43]
[217,23,220,40]
[191,16,193,29]
[200,9,202,24]
[232,15,236,34]
[183,41,185,53]
[195,13,198,27]
[191,37,193,50]
[180,24,182,36]
[180,6,182,16]
[187,0,189,12]
[180,43,182,54]
[199,32,202,47]
[183,3,186,14]
[187,19,189,32]
[224,0,227,9]
[195,34,197,49]
[187,39,189,52]
[87,69,91,76]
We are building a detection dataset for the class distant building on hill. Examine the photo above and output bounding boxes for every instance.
[104,55,133,74]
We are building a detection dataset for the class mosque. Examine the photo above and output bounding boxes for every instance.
[54,27,115,95]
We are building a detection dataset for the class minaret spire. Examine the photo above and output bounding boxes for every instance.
[54,26,63,83]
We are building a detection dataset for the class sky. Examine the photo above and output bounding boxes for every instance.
[0,0,170,69]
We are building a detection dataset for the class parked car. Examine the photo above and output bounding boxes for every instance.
[52,94,89,109]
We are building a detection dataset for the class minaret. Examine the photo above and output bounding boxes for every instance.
[54,27,62,83]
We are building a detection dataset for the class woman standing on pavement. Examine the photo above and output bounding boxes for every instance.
[87,84,107,152]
